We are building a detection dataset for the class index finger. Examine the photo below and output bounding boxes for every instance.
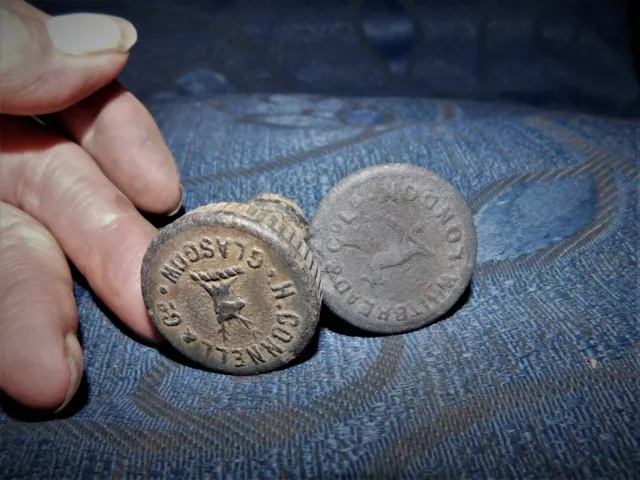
[48,81,183,215]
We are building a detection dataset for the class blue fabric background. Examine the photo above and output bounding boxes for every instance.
[1,1,639,478]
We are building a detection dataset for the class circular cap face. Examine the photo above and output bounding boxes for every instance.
[310,164,477,334]
[142,208,321,374]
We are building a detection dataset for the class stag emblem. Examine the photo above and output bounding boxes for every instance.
[344,218,435,286]
[191,272,262,343]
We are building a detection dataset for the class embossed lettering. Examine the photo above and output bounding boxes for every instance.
[252,208,267,222]
[161,264,182,284]
[156,302,182,326]
[245,204,259,218]
[325,261,342,275]
[260,337,283,357]
[232,240,246,260]
[436,207,453,225]
[327,238,342,252]
[290,233,302,250]
[404,185,418,202]
[183,242,200,262]
[163,311,182,327]
[171,253,189,271]
[247,247,264,268]
[231,348,246,367]
[358,299,375,317]
[449,245,463,260]
[265,214,282,231]
[447,226,462,243]
[217,238,228,258]
[200,237,215,258]
[265,214,279,229]
[337,210,356,224]
[272,326,293,343]
[435,206,454,226]
[408,303,425,318]
[346,292,361,305]
[424,284,440,303]
[437,274,457,291]
[424,193,439,209]
[272,281,296,299]
[349,194,364,209]
[246,345,266,365]
[377,306,391,321]
[395,305,408,323]
[281,224,295,242]
[277,311,300,327]
[216,346,228,364]
[381,182,400,203]
[182,328,197,343]
[329,221,344,234]
[202,340,214,358]
[334,278,351,294]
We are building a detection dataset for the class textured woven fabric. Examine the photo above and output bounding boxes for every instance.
[1,1,639,478]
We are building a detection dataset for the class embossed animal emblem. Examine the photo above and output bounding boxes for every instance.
[345,219,435,286]
[192,275,262,343]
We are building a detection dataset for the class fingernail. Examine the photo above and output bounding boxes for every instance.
[169,185,184,216]
[54,333,83,413]
[47,13,137,56]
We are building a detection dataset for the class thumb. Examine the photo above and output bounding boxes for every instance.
[0,1,137,115]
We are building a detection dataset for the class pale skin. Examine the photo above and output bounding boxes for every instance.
[0,0,181,411]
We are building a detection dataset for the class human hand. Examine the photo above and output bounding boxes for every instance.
[0,1,181,412]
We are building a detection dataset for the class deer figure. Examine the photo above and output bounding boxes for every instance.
[194,275,262,343]
[344,219,435,286]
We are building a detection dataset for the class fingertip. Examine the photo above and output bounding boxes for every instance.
[127,149,182,215]
[0,204,83,411]
[54,332,83,413]
[0,330,82,411]
[124,286,164,343]
[106,229,164,344]
[123,119,182,215]
[167,183,184,217]
[119,305,164,345]
[55,84,182,214]
[131,289,165,344]
[142,318,166,344]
